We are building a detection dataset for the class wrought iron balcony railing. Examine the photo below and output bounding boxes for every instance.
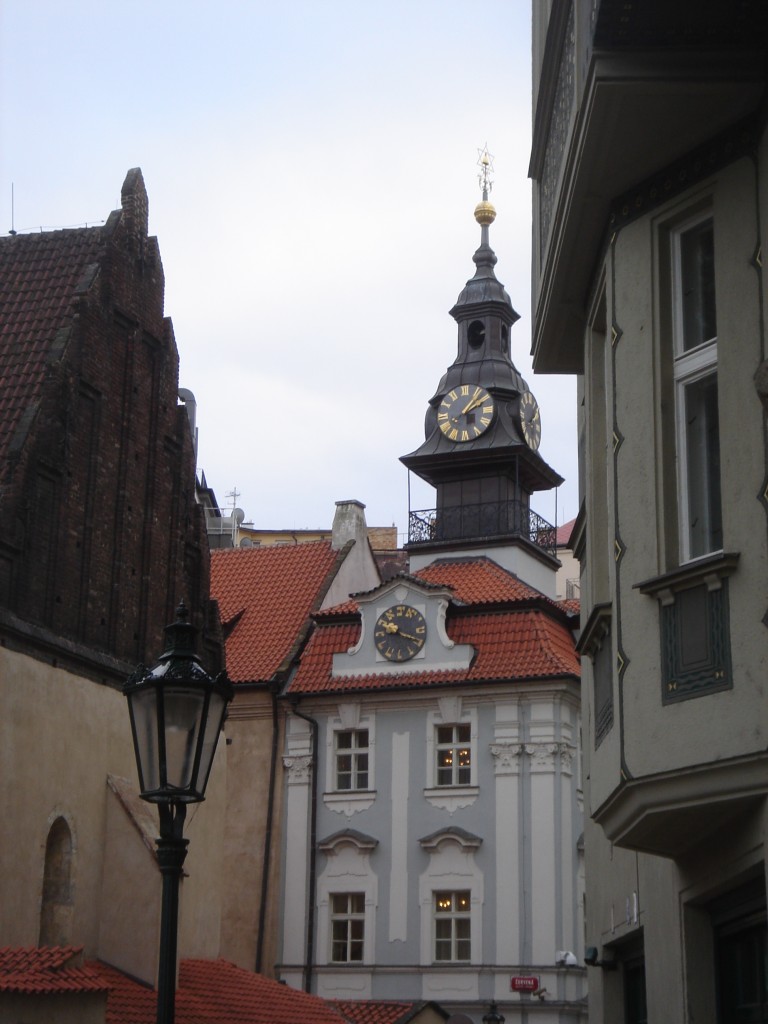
[408,500,557,557]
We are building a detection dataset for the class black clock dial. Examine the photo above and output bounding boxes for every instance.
[437,384,495,442]
[374,604,427,662]
[519,391,541,450]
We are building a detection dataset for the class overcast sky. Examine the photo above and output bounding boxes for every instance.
[0,2,577,543]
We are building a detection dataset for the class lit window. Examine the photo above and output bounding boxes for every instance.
[434,890,471,961]
[330,892,365,962]
[672,214,722,561]
[436,724,471,786]
[335,729,369,791]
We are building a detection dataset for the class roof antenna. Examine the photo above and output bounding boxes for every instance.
[9,183,17,236]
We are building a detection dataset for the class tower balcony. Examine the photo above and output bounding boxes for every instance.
[407,499,557,557]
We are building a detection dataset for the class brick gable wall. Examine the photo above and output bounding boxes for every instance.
[0,169,221,674]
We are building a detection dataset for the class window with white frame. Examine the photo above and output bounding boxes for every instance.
[435,723,471,786]
[672,213,722,561]
[335,729,369,791]
[330,892,365,963]
[434,890,471,962]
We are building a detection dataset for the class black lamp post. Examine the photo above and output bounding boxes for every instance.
[482,1002,506,1024]
[124,602,233,1024]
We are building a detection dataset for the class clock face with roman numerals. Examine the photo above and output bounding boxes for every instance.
[519,390,541,450]
[437,384,495,442]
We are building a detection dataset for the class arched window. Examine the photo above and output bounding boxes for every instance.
[39,816,74,946]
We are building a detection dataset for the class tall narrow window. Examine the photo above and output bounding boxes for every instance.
[672,214,722,561]
[39,817,74,947]
[330,892,365,962]
[434,890,471,961]
[436,724,471,786]
[335,729,369,791]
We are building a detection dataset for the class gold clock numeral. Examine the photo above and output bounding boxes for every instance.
[480,417,490,427]
[460,385,469,395]
[460,430,469,441]
[437,412,448,421]
[448,428,458,440]
[448,390,457,401]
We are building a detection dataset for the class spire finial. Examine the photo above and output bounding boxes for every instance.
[477,143,495,200]
[474,144,497,229]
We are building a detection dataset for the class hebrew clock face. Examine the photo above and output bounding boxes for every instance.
[374,604,427,662]
[437,384,495,442]
[519,391,541,450]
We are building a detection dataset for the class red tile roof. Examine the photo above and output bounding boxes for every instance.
[331,1000,445,1023]
[0,227,104,469]
[210,542,342,683]
[98,958,351,1024]
[413,557,553,605]
[556,517,577,547]
[0,946,106,994]
[288,608,579,695]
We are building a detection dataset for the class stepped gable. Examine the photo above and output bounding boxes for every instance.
[210,541,342,683]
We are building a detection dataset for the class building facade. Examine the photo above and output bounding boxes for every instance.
[531,3,768,1021]
[274,180,586,1022]
[0,169,225,991]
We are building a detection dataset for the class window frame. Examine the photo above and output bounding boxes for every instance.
[433,889,472,963]
[670,211,722,563]
[334,727,370,792]
[329,891,366,964]
[435,722,472,787]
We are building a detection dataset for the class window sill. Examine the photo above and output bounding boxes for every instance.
[635,550,739,598]
[323,790,376,815]
[423,786,478,811]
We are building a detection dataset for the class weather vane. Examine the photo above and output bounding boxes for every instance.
[477,144,495,199]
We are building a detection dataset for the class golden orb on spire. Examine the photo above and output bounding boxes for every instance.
[474,200,497,226]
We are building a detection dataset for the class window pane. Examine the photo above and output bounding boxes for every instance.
[685,371,722,557]
[350,893,365,914]
[437,725,453,744]
[681,219,716,351]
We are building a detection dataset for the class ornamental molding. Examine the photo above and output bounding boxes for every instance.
[283,754,313,784]
[490,742,524,775]
[525,742,574,774]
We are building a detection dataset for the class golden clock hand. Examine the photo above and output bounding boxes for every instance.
[461,395,484,415]
[398,631,420,642]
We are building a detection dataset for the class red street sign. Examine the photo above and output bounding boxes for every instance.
[511,976,539,992]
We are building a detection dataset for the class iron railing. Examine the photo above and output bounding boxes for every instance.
[408,500,557,557]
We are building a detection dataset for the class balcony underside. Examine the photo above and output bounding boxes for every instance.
[593,752,768,858]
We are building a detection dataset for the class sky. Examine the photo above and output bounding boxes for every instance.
[0,1,577,544]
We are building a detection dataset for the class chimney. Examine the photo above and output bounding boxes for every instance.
[331,500,368,551]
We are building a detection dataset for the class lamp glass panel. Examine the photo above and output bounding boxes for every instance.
[162,687,205,791]
[130,687,161,793]
[195,691,228,795]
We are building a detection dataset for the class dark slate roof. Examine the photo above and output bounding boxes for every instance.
[0,226,104,469]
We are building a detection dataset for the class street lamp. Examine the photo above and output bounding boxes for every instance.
[482,1002,506,1024]
[124,602,233,1024]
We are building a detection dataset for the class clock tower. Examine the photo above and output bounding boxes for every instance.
[401,149,563,591]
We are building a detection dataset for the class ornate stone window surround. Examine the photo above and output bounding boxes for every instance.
[424,696,478,811]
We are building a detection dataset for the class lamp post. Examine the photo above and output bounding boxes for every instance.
[482,1002,506,1024]
[124,602,233,1024]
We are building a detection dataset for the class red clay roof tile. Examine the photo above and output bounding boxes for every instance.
[210,542,341,683]
[97,958,350,1024]
[0,946,106,994]
[288,608,579,695]
[330,1000,437,1024]
[413,557,550,605]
